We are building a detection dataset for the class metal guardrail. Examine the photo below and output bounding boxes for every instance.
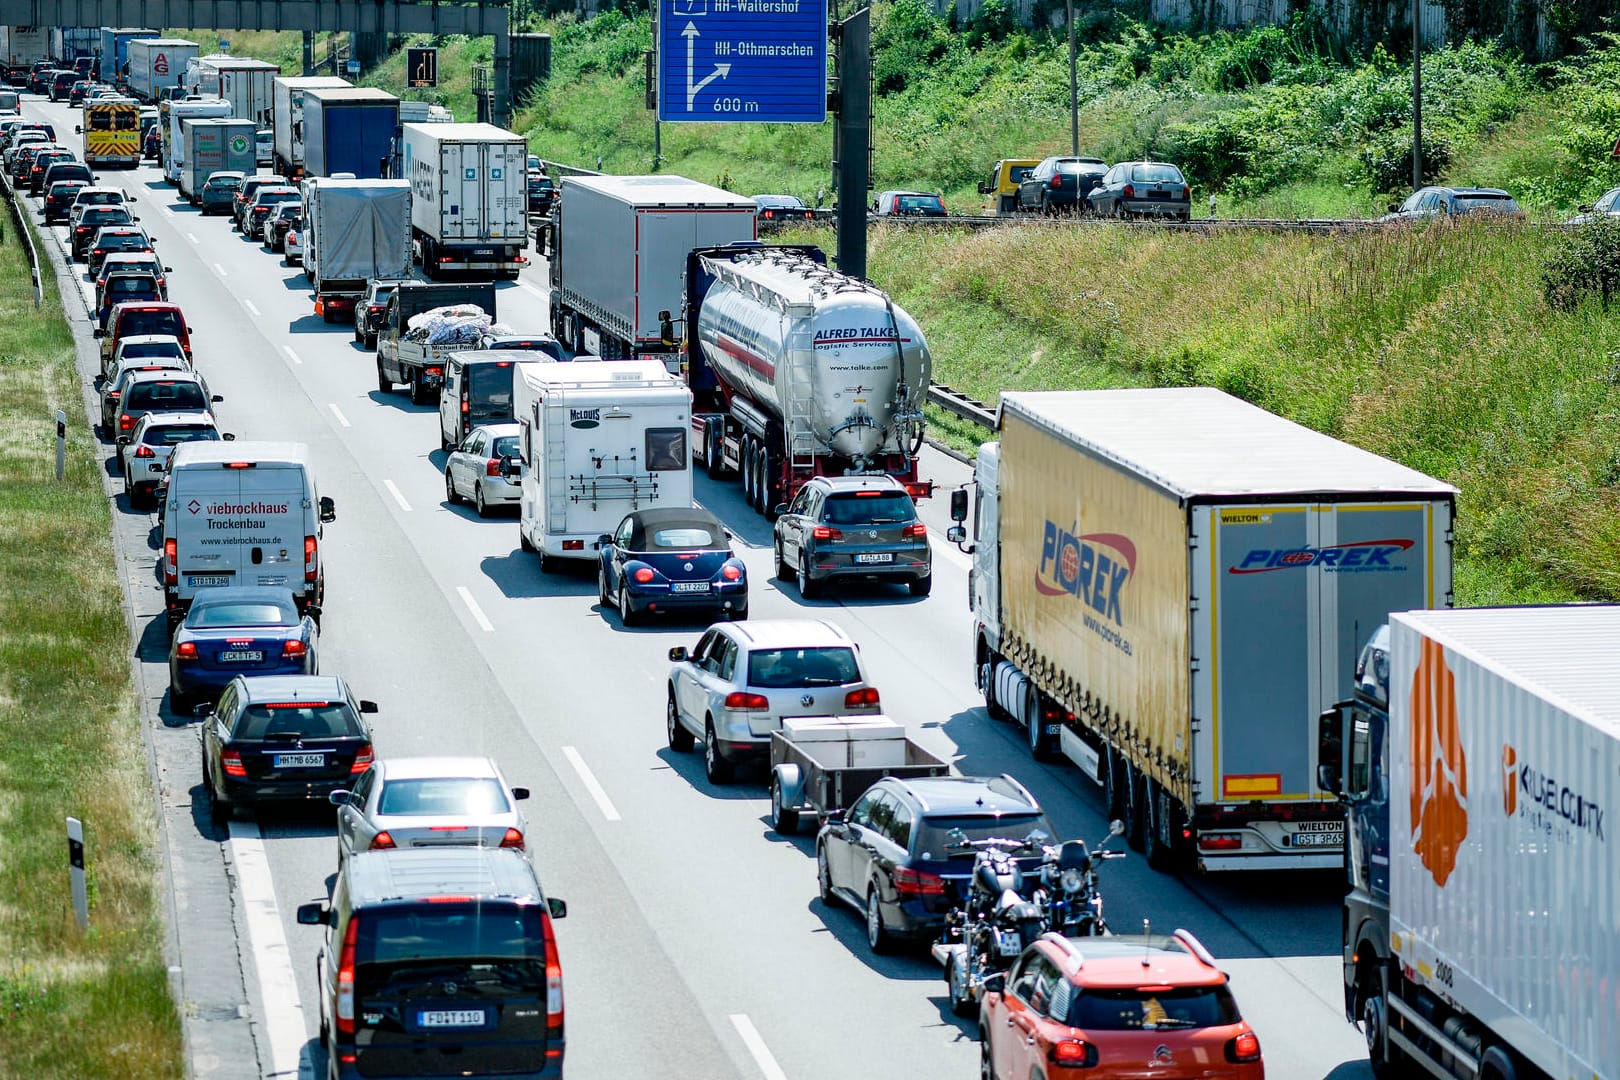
[1,172,44,308]
[927,382,996,431]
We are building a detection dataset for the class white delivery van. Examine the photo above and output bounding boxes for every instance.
[160,441,335,627]
[512,359,693,568]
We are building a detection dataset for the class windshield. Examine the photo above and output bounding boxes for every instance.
[187,599,292,627]
[466,364,516,419]
[894,194,944,213]
[120,341,183,361]
[144,424,219,447]
[1455,194,1518,213]
[746,646,860,688]
[650,526,721,549]
[377,777,511,816]
[1067,984,1241,1031]
[355,905,545,974]
[1130,163,1184,183]
[914,813,1054,857]
[491,435,520,459]
[822,492,916,525]
[124,380,207,411]
[234,702,359,740]
[119,311,184,338]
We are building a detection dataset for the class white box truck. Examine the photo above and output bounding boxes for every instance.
[126,38,197,104]
[1319,606,1620,1080]
[947,386,1456,871]
[270,75,350,179]
[401,122,529,278]
[300,176,413,324]
[176,117,256,203]
[512,360,694,568]
[161,441,336,627]
[161,97,232,184]
[204,57,280,130]
[548,175,757,369]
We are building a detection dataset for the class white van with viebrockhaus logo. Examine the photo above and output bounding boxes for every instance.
[160,441,335,630]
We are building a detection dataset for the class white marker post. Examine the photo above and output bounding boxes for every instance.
[66,816,88,930]
[55,409,66,481]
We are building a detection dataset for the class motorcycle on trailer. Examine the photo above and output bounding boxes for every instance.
[931,827,1050,1018]
[1036,819,1127,937]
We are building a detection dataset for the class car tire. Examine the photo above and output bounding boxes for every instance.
[169,682,190,715]
[365,333,377,350]
[703,720,734,784]
[666,690,694,751]
[797,562,819,601]
[769,777,799,835]
[376,361,391,395]
[947,955,974,1018]
[728,603,747,621]
[205,763,232,825]
[598,567,612,607]
[618,583,640,626]
[353,322,362,343]
[817,842,835,904]
[774,542,792,582]
[908,575,932,598]
[979,1029,995,1080]
[474,484,489,518]
[444,467,459,505]
[1039,194,1051,216]
[865,885,893,954]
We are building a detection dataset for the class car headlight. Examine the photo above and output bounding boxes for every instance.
[1060,868,1084,893]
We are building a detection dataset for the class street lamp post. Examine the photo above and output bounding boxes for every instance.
[1412,0,1423,189]
[1066,0,1078,155]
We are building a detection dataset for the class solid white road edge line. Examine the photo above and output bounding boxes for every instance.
[328,403,350,428]
[284,346,302,366]
[729,1014,789,1080]
[228,821,308,1079]
[243,298,260,318]
[455,585,494,633]
[560,746,622,822]
[382,479,411,512]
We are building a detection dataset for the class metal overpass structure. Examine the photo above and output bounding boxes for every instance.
[0,0,514,123]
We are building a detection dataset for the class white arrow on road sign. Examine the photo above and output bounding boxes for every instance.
[682,22,732,111]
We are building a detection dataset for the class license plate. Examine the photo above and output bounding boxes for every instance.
[996,934,1024,957]
[219,650,263,663]
[855,553,894,564]
[272,753,325,769]
[473,249,494,256]
[419,1009,485,1028]
[187,575,229,587]
[1293,827,1344,847]
[671,582,710,593]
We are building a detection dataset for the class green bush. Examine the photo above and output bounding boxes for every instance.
[1542,215,1620,311]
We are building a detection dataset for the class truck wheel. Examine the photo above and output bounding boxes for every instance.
[1103,745,1128,820]
[1026,684,1057,761]
[1143,780,1182,872]
[1360,973,1399,1080]
[741,440,757,508]
[1123,763,1147,852]
[704,434,722,476]
[1479,1047,1517,1080]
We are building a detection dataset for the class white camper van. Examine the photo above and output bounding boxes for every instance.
[512,360,693,568]
[160,441,335,628]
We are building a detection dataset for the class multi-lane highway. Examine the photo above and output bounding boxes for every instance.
[22,92,1374,1080]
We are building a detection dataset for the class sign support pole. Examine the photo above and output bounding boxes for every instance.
[834,8,870,282]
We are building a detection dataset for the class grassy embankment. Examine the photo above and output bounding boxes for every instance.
[0,210,183,1073]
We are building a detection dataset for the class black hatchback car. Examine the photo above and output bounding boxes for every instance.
[773,475,931,599]
[1016,156,1107,214]
[816,774,1053,953]
[198,674,378,822]
[598,507,748,625]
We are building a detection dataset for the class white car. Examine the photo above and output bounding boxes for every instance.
[1567,186,1620,226]
[119,410,228,508]
[665,619,881,784]
[282,220,302,266]
[68,185,128,230]
[443,422,523,517]
[330,755,531,860]
[255,129,273,167]
[102,332,187,383]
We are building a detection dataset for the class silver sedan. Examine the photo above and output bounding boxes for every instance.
[329,755,531,860]
[444,422,524,517]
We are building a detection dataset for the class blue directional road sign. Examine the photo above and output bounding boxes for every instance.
[657,0,827,124]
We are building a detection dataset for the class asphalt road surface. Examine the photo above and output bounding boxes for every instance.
[21,93,1374,1080]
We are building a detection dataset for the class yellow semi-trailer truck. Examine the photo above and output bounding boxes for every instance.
[81,98,141,168]
[948,387,1456,871]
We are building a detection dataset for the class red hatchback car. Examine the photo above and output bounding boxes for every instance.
[980,931,1264,1079]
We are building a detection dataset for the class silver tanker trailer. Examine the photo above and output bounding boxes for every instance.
[684,246,933,516]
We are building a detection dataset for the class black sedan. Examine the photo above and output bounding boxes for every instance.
[95,270,162,329]
[169,588,318,712]
[198,674,376,823]
[597,507,747,626]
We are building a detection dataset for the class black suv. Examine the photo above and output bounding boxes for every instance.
[773,475,931,599]
[527,171,555,215]
[1017,155,1108,214]
[816,774,1053,953]
[354,278,409,349]
[298,847,568,1079]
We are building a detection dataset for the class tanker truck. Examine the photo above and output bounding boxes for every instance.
[682,245,933,516]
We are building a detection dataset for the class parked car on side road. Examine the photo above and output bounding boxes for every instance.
[1379,186,1523,223]
[979,158,1040,214]
[872,190,947,217]
[752,194,813,223]
[1087,160,1192,220]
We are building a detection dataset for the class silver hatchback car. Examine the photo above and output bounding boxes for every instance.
[444,422,524,517]
[329,755,531,861]
[773,475,931,598]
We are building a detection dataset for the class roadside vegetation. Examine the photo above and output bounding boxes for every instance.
[0,212,182,1073]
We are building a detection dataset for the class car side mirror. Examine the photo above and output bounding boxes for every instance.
[980,971,1005,996]
[596,534,612,549]
[1317,703,1346,796]
[1387,204,1398,213]
[116,435,130,446]
[327,790,352,806]
[319,496,336,523]
[547,897,567,920]
[127,196,135,202]
[946,525,967,545]
[92,328,104,338]
[1579,204,1594,213]
[223,433,235,441]
[359,700,378,714]
[131,215,140,222]
[164,265,172,272]
[824,810,844,826]
[74,124,81,133]
[668,646,688,663]
[191,702,214,718]
[511,786,530,801]
[1109,818,1125,837]
[210,394,223,403]
[295,902,330,926]
[773,503,788,516]
[949,487,968,522]
[976,181,989,194]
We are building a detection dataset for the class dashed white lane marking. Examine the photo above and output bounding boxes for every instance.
[382,479,411,512]
[456,585,494,633]
[283,346,301,366]
[328,403,350,428]
[187,232,199,244]
[729,1014,788,1080]
[242,298,260,317]
[158,202,173,216]
[227,821,308,1079]
[560,746,622,822]
[214,262,227,276]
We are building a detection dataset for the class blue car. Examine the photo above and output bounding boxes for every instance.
[169,587,318,712]
[597,507,747,626]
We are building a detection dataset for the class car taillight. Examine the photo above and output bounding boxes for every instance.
[369,831,395,850]
[461,398,470,414]
[485,458,502,477]
[499,827,525,850]
[118,413,134,432]
[134,444,156,458]
[281,640,307,659]
[1050,174,1062,188]
[893,866,946,896]
[1123,183,1136,198]
[844,687,880,708]
[812,526,842,540]
[368,304,380,314]
[763,209,775,219]
[176,641,198,660]
[221,748,246,777]
[336,915,358,1035]
[1181,184,1191,199]
[426,367,442,377]
[1226,1031,1261,1064]
[304,535,317,583]
[723,691,770,710]
[542,911,563,1046]
[107,391,121,401]
[164,537,177,586]
[350,743,373,774]
[1199,833,1243,851]
[721,563,741,581]
[1050,1038,1097,1067]
[631,567,655,584]
[903,522,926,538]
